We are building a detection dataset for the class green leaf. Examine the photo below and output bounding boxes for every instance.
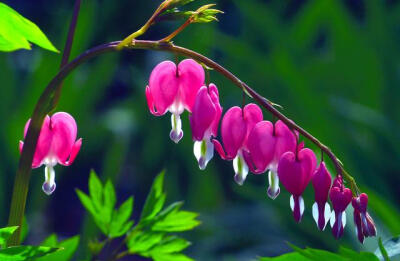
[338,247,379,261]
[259,252,309,260]
[109,197,134,238]
[0,227,19,247]
[103,180,117,222]
[0,246,60,260]
[378,237,390,261]
[76,189,96,217]
[150,236,191,254]
[38,235,80,261]
[151,253,193,261]
[374,236,400,260]
[20,218,28,244]
[140,171,166,222]
[127,231,164,254]
[0,2,58,52]
[152,202,200,232]
[89,170,103,212]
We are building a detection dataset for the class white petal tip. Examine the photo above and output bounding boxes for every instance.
[42,182,56,195]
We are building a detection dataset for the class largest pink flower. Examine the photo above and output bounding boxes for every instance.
[145,59,205,143]
[19,112,82,195]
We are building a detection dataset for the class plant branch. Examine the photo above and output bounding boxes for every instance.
[8,39,360,245]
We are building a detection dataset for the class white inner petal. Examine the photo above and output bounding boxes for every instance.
[342,211,347,228]
[267,170,280,199]
[324,202,332,230]
[312,202,319,226]
[290,195,295,211]
[233,152,249,185]
[170,113,183,143]
[330,210,336,228]
[193,138,214,170]
[299,196,305,217]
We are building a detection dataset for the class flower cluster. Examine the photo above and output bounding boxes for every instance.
[145,59,377,242]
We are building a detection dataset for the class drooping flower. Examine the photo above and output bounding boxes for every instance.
[213,103,263,185]
[145,59,205,143]
[311,161,332,230]
[329,177,352,239]
[190,84,222,170]
[19,112,82,195]
[352,193,377,243]
[278,148,317,222]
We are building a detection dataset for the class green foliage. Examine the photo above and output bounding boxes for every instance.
[77,170,199,260]
[0,226,60,260]
[76,170,133,238]
[37,234,80,261]
[126,171,200,261]
[0,2,58,52]
[375,236,400,260]
[259,244,379,261]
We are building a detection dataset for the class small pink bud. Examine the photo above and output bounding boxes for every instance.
[20,112,82,195]
[311,162,332,230]
[278,148,317,222]
[352,193,377,238]
[145,59,205,143]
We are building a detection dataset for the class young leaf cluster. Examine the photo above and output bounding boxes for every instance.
[77,170,200,260]
[0,226,61,260]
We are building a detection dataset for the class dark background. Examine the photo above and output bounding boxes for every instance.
[0,0,400,260]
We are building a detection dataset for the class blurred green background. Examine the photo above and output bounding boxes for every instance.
[0,0,400,260]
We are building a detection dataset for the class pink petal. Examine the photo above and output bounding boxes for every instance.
[220,106,247,159]
[178,59,205,112]
[22,116,52,168]
[243,103,263,143]
[312,162,332,204]
[212,139,228,160]
[190,86,217,141]
[59,138,82,166]
[273,120,297,162]
[208,84,222,137]
[148,61,179,115]
[50,112,78,164]
[246,121,275,173]
[329,186,352,212]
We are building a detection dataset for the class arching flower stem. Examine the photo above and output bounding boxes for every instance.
[8,39,360,245]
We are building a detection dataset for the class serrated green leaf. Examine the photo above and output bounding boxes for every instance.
[89,171,103,212]
[76,189,95,216]
[103,180,116,223]
[0,2,58,52]
[0,246,60,260]
[152,205,200,232]
[0,227,19,247]
[151,253,193,261]
[127,231,164,254]
[40,234,58,247]
[140,171,166,221]
[259,252,309,260]
[38,235,80,261]
[150,236,191,254]
[109,197,134,238]
[338,247,379,261]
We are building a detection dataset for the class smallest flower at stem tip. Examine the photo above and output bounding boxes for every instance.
[145,59,205,143]
[329,177,352,239]
[352,193,377,243]
[190,84,222,170]
[19,112,82,195]
[311,161,332,231]
[212,103,263,185]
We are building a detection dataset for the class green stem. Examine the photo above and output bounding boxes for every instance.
[8,39,360,245]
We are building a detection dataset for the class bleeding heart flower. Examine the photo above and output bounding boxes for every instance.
[329,177,352,239]
[278,148,317,222]
[352,193,377,241]
[19,112,82,195]
[213,103,263,185]
[190,84,222,170]
[311,161,332,230]
[145,59,205,143]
